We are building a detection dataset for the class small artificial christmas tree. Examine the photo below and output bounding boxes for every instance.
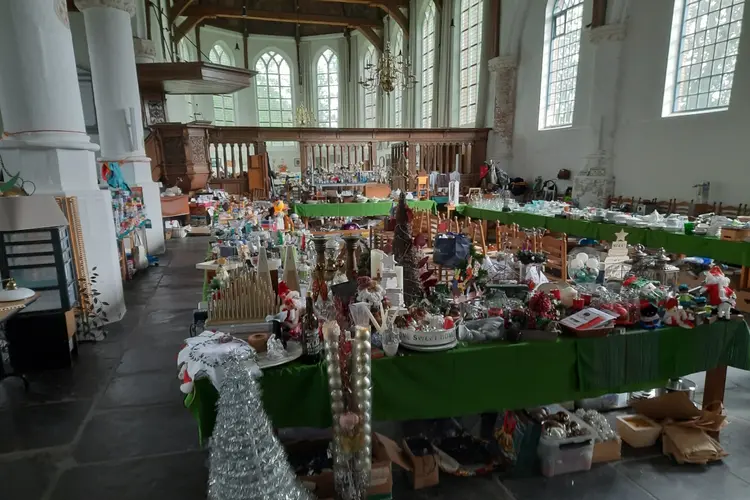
[392,192,422,306]
[208,355,312,500]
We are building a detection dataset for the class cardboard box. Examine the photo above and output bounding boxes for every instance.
[616,415,662,448]
[401,438,439,489]
[592,438,622,463]
[286,433,408,500]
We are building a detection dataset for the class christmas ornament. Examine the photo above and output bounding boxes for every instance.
[207,354,312,500]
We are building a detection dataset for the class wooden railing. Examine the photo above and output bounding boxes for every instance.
[149,123,490,194]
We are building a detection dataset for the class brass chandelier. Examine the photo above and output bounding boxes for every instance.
[294,104,316,127]
[359,41,417,94]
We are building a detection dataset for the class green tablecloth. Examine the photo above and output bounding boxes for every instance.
[294,200,437,218]
[456,205,750,266]
[185,320,750,443]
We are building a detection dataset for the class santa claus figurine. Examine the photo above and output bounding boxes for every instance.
[701,266,736,320]
[266,281,304,337]
[663,297,694,329]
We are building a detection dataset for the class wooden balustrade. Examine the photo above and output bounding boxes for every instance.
[149,123,489,194]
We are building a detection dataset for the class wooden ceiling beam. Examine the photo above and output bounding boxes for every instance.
[181,5,382,29]
[170,0,195,23]
[317,0,408,37]
[174,15,206,43]
[358,26,383,53]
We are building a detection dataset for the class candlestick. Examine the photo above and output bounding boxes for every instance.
[370,249,384,279]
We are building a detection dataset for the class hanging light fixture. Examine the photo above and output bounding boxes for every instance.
[294,104,316,127]
[358,41,417,94]
[235,42,240,51]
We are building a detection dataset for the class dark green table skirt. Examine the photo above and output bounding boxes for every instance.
[456,205,750,266]
[185,321,750,444]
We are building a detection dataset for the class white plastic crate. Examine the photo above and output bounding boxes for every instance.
[536,406,595,477]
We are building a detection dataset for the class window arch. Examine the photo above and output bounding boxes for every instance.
[458,0,483,126]
[421,1,437,127]
[316,48,339,128]
[255,50,294,128]
[393,30,404,127]
[363,47,377,127]
[539,0,584,129]
[663,0,745,116]
[178,40,195,120]
[209,43,235,125]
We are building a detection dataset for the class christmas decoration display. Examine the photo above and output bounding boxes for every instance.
[392,192,422,307]
[207,354,313,500]
[603,230,632,281]
[701,265,737,320]
[207,266,282,326]
[177,331,256,394]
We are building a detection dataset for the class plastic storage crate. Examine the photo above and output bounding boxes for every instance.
[536,408,595,477]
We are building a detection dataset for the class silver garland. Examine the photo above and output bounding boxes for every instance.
[208,355,313,500]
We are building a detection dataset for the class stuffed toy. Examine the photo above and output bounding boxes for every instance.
[663,297,694,329]
[701,266,736,320]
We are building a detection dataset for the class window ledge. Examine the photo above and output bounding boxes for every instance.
[662,107,729,119]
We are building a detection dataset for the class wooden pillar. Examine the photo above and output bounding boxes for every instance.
[195,23,202,59]
[369,141,377,168]
[591,0,608,28]
[242,33,249,69]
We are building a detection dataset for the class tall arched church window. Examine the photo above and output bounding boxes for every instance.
[363,47,377,127]
[255,50,294,128]
[539,0,584,129]
[421,2,437,127]
[458,0,484,126]
[394,30,404,127]
[663,0,745,116]
[209,44,236,125]
[316,49,340,127]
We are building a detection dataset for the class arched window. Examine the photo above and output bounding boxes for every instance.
[316,49,339,128]
[539,0,584,129]
[255,50,294,127]
[363,47,377,127]
[178,40,194,120]
[458,0,483,126]
[209,44,235,125]
[421,1,437,127]
[393,30,404,127]
[663,0,745,116]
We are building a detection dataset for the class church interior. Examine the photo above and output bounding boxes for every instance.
[2,0,750,499]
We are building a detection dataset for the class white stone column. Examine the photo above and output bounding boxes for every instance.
[486,55,518,172]
[572,24,627,208]
[76,0,165,254]
[0,0,125,321]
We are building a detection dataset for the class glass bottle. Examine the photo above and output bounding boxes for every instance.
[301,292,322,363]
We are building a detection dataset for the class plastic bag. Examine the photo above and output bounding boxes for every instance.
[433,232,471,268]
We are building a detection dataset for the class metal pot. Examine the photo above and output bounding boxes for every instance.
[663,377,696,402]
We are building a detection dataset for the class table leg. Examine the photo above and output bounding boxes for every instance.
[740,266,749,289]
[703,365,727,409]
[703,365,727,439]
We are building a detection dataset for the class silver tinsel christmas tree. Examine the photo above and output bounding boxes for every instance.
[208,355,313,500]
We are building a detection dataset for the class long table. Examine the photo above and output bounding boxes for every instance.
[294,200,437,220]
[456,205,750,267]
[185,320,750,444]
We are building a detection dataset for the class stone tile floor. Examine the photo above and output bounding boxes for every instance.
[1,237,750,499]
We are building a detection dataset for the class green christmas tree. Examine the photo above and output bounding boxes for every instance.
[392,192,422,307]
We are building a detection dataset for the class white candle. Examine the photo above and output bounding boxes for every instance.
[395,266,403,289]
[455,153,460,172]
[371,249,383,278]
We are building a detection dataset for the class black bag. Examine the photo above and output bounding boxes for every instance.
[433,232,471,268]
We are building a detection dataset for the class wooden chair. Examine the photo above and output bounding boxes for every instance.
[460,217,487,255]
[693,202,716,216]
[717,203,746,217]
[653,199,672,214]
[416,175,430,200]
[540,233,568,280]
[670,199,693,216]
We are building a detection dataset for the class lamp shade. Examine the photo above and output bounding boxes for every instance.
[0,196,69,231]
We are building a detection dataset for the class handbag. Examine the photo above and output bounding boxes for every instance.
[132,230,149,271]
[433,232,471,268]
